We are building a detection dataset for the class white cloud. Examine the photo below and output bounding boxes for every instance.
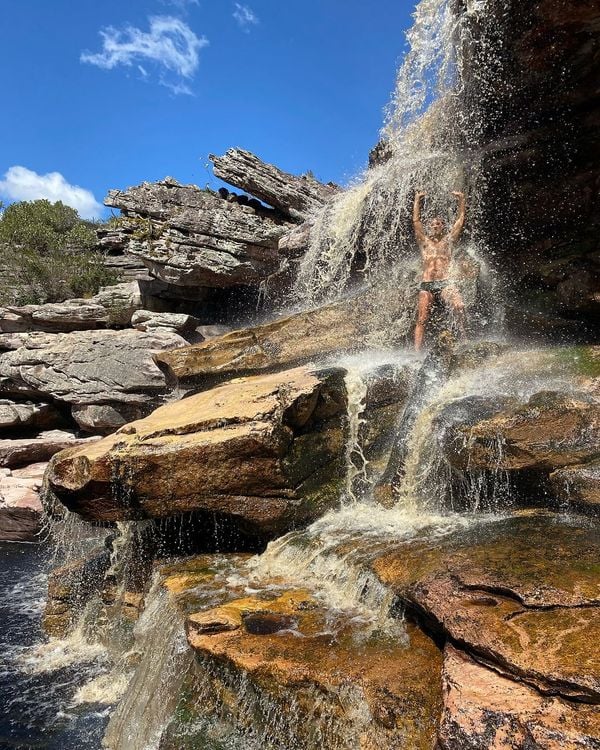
[161,0,199,10]
[0,166,103,220]
[81,16,208,95]
[233,3,258,31]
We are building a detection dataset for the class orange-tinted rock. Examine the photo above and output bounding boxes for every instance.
[373,514,600,702]
[186,589,443,750]
[46,366,348,535]
[439,645,600,750]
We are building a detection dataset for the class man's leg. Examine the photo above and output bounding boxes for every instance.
[414,290,433,351]
[441,286,466,339]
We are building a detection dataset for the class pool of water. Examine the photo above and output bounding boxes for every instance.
[0,542,110,750]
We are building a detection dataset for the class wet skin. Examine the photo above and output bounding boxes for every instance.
[413,191,466,351]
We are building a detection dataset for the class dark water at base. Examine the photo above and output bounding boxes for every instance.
[0,543,110,750]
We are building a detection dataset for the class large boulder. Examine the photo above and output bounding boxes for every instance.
[0,328,186,433]
[209,148,338,222]
[104,178,288,290]
[550,459,600,513]
[46,366,349,534]
[155,287,416,389]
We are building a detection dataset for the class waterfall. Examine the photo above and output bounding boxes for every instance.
[103,581,193,750]
[293,0,493,334]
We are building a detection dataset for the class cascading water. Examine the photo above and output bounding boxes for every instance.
[293,0,495,346]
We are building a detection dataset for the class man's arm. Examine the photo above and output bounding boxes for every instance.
[413,191,427,244]
[449,191,466,242]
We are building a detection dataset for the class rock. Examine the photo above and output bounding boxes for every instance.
[462,0,600,335]
[0,462,46,542]
[70,404,144,436]
[0,430,99,468]
[440,391,600,473]
[104,178,289,289]
[0,399,65,433]
[0,328,186,408]
[130,310,200,335]
[155,287,414,389]
[43,549,111,637]
[209,149,339,221]
[47,366,348,534]
[439,645,600,750]
[186,594,442,749]
[0,282,143,333]
[195,324,231,339]
[550,459,600,514]
[373,513,600,703]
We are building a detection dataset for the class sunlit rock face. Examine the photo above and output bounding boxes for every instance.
[462,0,600,337]
[46,366,350,535]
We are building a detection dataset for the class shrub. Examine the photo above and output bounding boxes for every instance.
[0,199,118,305]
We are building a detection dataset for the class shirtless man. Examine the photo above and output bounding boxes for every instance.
[413,190,466,351]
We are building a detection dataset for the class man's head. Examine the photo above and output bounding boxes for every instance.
[428,217,446,240]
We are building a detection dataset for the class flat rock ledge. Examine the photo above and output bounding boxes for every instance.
[46,366,349,534]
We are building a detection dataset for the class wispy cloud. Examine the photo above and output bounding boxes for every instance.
[160,0,199,11]
[233,3,258,32]
[81,16,208,95]
[0,166,103,220]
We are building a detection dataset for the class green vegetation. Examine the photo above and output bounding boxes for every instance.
[0,199,118,305]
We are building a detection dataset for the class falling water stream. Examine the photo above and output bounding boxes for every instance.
[1,0,582,747]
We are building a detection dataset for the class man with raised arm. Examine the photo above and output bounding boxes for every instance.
[412,190,466,351]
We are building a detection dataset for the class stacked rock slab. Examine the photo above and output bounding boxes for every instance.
[46,366,349,535]
[0,328,186,434]
[209,148,339,221]
[0,281,143,333]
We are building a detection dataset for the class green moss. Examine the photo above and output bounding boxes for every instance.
[555,346,600,378]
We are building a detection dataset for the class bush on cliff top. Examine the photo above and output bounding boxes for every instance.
[0,199,118,305]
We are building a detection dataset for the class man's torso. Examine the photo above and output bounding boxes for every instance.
[419,237,452,282]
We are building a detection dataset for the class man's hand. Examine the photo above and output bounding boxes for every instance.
[415,191,427,200]
[451,191,464,199]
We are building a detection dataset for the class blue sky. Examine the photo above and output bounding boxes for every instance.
[0,1,415,219]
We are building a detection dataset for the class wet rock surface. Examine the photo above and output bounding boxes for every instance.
[47,366,349,533]
[374,513,600,704]
[439,645,600,750]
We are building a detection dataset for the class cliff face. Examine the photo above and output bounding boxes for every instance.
[464,0,600,337]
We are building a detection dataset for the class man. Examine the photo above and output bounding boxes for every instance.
[413,190,466,351]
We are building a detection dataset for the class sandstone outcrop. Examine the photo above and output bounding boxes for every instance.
[47,366,349,534]
[103,178,287,291]
[0,462,46,542]
[439,645,600,750]
[0,328,186,432]
[209,148,338,221]
[0,282,143,333]
[43,549,111,637]
[550,459,600,513]
[0,431,99,468]
[155,287,417,389]
[374,513,600,704]
[0,399,64,433]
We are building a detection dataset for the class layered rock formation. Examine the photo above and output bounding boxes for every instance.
[209,148,339,221]
[47,366,349,533]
